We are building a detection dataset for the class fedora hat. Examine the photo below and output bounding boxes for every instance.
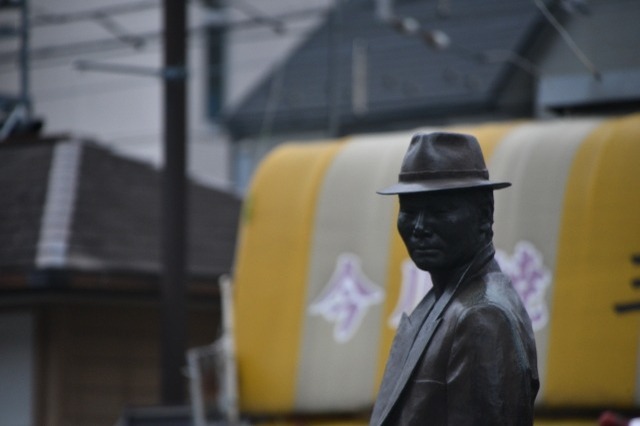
[377,131,510,194]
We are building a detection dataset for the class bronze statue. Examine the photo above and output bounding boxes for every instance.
[371,132,539,425]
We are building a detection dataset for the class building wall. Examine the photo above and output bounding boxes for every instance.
[39,303,217,426]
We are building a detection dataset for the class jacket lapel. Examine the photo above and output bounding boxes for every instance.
[370,291,436,425]
[372,285,456,425]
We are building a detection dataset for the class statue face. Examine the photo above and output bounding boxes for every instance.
[397,190,485,272]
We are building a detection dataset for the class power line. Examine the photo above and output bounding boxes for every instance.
[226,0,287,34]
[532,0,600,80]
[30,0,161,26]
[0,6,330,67]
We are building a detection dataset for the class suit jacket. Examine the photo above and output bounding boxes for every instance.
[370,244,539,426]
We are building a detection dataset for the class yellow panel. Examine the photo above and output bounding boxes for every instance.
[373,121,522,392]
[545,113,640,406]
[234,141,344,412]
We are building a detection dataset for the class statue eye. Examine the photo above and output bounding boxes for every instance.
[402,206,425,216]
[399,202,419,212]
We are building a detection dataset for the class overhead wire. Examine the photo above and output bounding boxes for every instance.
[29,0,161,26]
[0,0,605,119]
[532,0,601,79]
[1,0,553,70]
[0,5,330,68]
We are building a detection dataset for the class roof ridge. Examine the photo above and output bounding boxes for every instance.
[35,140,83,268]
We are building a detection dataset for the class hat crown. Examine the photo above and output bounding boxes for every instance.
[401,132,488,178]
[377,131,510,194]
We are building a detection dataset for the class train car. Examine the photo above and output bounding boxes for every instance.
[226,113,640,425]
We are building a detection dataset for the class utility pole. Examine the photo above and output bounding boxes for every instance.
[19,0,31,121]
[161,0,188,405]
[327,0,343,137]
[0,0,33,141]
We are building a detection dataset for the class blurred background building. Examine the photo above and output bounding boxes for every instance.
[0,0,639,425]
[225,0,640,191]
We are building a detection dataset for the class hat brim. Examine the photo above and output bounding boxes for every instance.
[376,179,511,195]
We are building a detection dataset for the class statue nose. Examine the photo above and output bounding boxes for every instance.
[412,211,433,237]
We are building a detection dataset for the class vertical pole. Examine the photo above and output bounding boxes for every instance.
[161,0,187,405]
[327,0,343,137]
[220,276,240,424]
[20,0,31,121]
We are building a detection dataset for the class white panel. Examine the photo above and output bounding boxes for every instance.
[294,133,410,411]
[490,118,601,403]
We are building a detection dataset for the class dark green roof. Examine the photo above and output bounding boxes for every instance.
[225,0,548,138]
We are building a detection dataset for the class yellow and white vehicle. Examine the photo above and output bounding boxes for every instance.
[221,113,640,425]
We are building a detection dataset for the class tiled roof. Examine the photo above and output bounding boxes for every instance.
[0,137,241,283]
[225,0,548,138]
[0,141,51,268]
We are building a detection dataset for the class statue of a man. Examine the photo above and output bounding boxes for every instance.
[370,132,539,426]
